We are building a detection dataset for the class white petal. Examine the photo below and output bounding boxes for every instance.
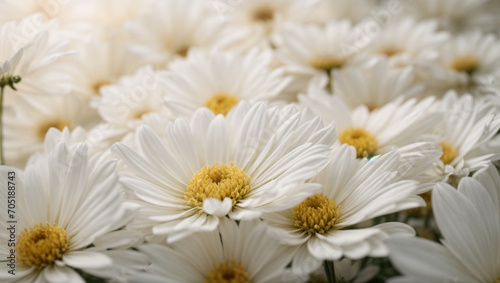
[203,197,232,217]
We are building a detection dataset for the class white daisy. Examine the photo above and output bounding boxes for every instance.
[387,167,500,283]
[357,18,449,67]
[218,0,332,50]
[299,86,442,181]
[425,91,500,183]
[273,20,359,77]
[89,65,172,148]
[0,16,71,102]
[125,0,230,67]
[0,139,135,282]
[112,102,336,242]
[4,93,96,168]
[263,145,420,273]
[130,218,296,283]
[331,57,425,110]
[401,0,499,33]
[420,30,500,96]
[161,48,291,118]
[63,35,144,103]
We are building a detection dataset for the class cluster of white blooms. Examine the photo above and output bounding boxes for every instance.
[0,0,499,282]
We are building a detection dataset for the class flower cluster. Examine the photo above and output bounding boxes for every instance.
[1,0,499,282]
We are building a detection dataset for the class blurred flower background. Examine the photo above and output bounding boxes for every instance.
[0,0,499,282]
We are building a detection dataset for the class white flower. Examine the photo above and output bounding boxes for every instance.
[63,35,144,102]
[420,30,500,96]
[130,218,296,283]
[299,86,442,181]
[89,65,173,148]
[425,91,500,183]
[4,93,96,168]
[0,16,71,101]
[217,0,332,50]
[331,57,425,109]
[0,139,135,282]
[161,48,291,118]
[125,0,229,67]
[112,102,335,242]
[401,0,498,33]
[273,20,358,77]
[263,145,419,273]
[357,18,449,67]
[387,165,500,283]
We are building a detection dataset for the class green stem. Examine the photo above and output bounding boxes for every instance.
[0,85,4,165]
[323,260,336,283]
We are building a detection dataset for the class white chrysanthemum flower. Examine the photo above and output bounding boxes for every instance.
[273,20,358,76]
[331,57,425,109]
[218,0,332,50]
[125,0,229,67]
[0,16,71,102]
[263,145,420,273]
[89,65,172,149]
[387,166,500,283]
[63,35,143,102]
[112,102,336,242]
[401,0,499,33]
[420,30,500,96]
[357,18,449,67]
[299,86,442,180]
[4,94,96,168]
[130,218,296,282]
[425,91,500,183]
[162,49,291,118]
[0,140,136,282]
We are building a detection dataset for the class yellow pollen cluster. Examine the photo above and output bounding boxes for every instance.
[205,94,240,116]
[310,57,345,72]
[37,120,71,140]
[292,193,340,235]
[133,108,152,120]
[91,80,112,95]
[450,55,479,75]
[253,7,274,22]
[205,259,250,283]
[338,127,378,158]
[17,222,70,268]
[439,142,457,165]
[185,162,252,211]
[379,47,401,57]
[176,46,189,57]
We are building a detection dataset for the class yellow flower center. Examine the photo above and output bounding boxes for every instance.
[133,108,152,120]
[292,193,340,235]
[205,259,250,283]
[91,80,112,95]
[17,222,70,268]
[37,120,71,140]
[205,94,240,116]
[379,47,401,57]
[176,46,189,57]
[253,7,274,22]
[185,163,252,211]
[439,142,457,165]
[450,55,479,75]
[338,127,378,158]
[311,57,345,72]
